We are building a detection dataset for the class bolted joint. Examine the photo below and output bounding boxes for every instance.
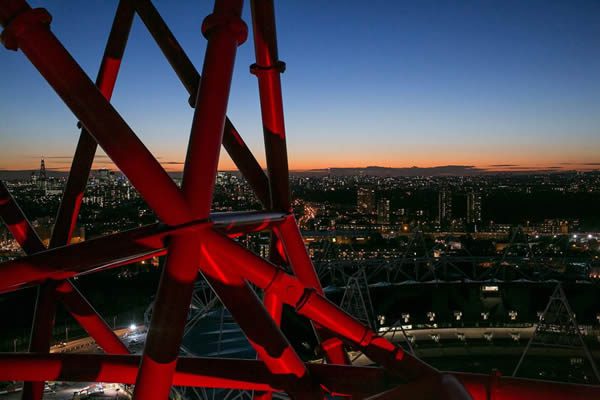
[201,13,247,45]
[1,8,51,51]
[264,268,305,306]
[250,60,286,76]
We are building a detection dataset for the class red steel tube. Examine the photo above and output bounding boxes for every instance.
[0,181,45,254]
[55,281,129,354]
[275,215,349,365]
[250,0,290,211]
[50,132,96,247]
[199,246,309,380]
[0,181,128,386]
[221,120,271,207]
[251,7,351,361]
[249,3,290,339]
[175,0,314,393]
[0,212,286,294]
[0,353,275,392]
[255,233,287,400]
[275,215,324,293]
[256,288,283,400]
[203,229,437,380]
[0,222,190,293]
[1,182,126,399]
[133,1,248,398]
[133,0,270,208]
[0,1,191,226]
[132,234,203,400]
[0,353,395,395]
[180,0,246,217]
[39,3,134,381]
[50,0,135,247]
[263,290,283,327]
[21,282,58,400]
[1,353,598,399]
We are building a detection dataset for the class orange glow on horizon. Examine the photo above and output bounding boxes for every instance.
[1,154,599,174]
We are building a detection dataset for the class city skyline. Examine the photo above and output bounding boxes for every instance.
[1,0,599,172]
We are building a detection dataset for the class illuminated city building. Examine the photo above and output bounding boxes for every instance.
[438,188,452,225]
[376,198,390,225]
[466,191,482,226]
[357,187,375,214]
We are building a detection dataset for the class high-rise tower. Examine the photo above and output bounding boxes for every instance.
[38,157,47,191]
[467,191,482,225]
[357,187,375,214]
[438,189,452,225]
[377,198,390,225]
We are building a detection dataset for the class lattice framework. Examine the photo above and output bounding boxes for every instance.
[0,1,599,399]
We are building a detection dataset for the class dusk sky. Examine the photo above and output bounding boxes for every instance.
[1,0,599,172]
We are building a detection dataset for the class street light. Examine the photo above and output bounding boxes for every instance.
[454,311,462,321]
[129,323,137,332]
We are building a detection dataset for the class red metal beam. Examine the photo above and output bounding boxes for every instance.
[249,0,349,368]
[0,222,178,294]
[133,0,270,207]
[0,353,394,395]
[133,235,203,400]
[0,181,45,254]
[0,180,128,395]
[55,281,129,354]
[133,1,250,398]
[0,211,286,294]
[250,0,290,212]
[4,1,594,398]
[21,282,58,400]
[249,9,292,394]
[50,0,135,248]
[1,353,598,400]
[198,254,312,386]
[275,218,348,364]
[202,229,438,380]
[0,1,191,226]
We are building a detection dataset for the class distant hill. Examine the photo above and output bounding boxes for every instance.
[289,165,583,177]
[291,165,485,177]
[1,165,587,181]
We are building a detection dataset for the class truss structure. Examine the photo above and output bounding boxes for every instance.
[513,284,600,383]
[340,269,377,331]
[314,229,594,286]
[1,0,600,399]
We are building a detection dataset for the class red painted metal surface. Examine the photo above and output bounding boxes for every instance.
[50,0,135,249]
[134,0,270,208]
[0,0,597,399]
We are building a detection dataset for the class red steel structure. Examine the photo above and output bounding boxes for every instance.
[0,0,598,399]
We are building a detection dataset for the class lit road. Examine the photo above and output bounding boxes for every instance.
[1,327,146,400]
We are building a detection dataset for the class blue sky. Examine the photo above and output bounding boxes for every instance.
[1,0,599,171]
